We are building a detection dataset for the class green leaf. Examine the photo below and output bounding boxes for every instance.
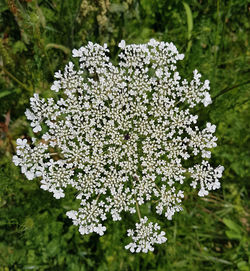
[0,1,8,13]
[223,218,242,233]
[237,261,250,271]
[222,218,243,240]
[47,238,60,257]
[183,2,193,38]
[0,90,12,99]
[13,41,28,54]
[183,2,193,52]
[225,230,241,240]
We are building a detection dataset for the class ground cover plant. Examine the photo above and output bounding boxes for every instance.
[0,0,249,270]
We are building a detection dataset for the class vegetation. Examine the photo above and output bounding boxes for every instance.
[0,0,249,270]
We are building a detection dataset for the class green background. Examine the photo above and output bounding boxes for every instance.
[0,0,249,270]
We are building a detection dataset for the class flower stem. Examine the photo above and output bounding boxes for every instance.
[0,65,32,92]
[135,200,141,220]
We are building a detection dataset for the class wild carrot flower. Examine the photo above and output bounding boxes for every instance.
[13,39,224,253]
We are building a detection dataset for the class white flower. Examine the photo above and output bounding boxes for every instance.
[202,92,212,107]
[13,40,223,253]
[51,80,61,92]
[32,124,42,133]
[154,186,184,220]
[188,161,223,196]
[206,122,216,133]
[118,40,126,49]
[125,216,167,253]
[25,171,35,180]
[156,68,163,78]
[94,224,106,236]
[16,138,27,147]
[215,166,224,178]
[72,48,82,58]
[25,109,35,121]
[12,155,21,166]
[66,210,77,220]
[53,189,65,199]
[54,70,62,79]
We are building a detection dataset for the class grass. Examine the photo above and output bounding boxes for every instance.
[0,0,249,270]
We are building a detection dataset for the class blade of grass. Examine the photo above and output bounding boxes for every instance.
[192,251,233,265]
[0,65,32,92]
[45,43,71,55]
[183,2,193,53]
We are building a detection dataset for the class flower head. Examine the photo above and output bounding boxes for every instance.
[13,40,223,252]
[125,217,167,253]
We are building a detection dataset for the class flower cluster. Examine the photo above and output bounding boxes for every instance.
[13,39,224,252]
[125,217,167,253]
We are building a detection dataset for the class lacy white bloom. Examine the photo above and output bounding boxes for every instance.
[13,39,223,252]
[125,217,167,253]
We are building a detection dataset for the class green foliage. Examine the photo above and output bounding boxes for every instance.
[0,0,249,270]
